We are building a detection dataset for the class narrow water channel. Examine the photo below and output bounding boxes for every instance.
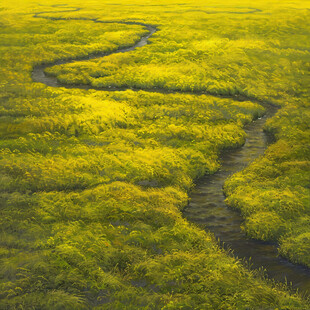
[183,107,310,295]
[32,7,310,296]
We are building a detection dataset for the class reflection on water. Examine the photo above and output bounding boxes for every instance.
[184,107,310,295]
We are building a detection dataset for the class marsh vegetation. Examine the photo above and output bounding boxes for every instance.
[0,0,309,308]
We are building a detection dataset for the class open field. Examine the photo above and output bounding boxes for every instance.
[0,0,309,308]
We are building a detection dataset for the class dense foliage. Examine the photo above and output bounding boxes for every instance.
[0,0,309,308]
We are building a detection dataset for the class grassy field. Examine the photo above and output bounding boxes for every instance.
[0,0,309,308]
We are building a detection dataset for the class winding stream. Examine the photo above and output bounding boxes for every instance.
[32,5,310,295]
[183,108,310,294]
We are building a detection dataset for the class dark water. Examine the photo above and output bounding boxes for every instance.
[183,107,310,295]
[32,6,310,295]
[32,14,157,89]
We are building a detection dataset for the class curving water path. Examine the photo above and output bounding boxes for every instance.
[32,5,310,295]
[183,107,310,294]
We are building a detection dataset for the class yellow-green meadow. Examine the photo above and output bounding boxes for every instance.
[0,0,309,308]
